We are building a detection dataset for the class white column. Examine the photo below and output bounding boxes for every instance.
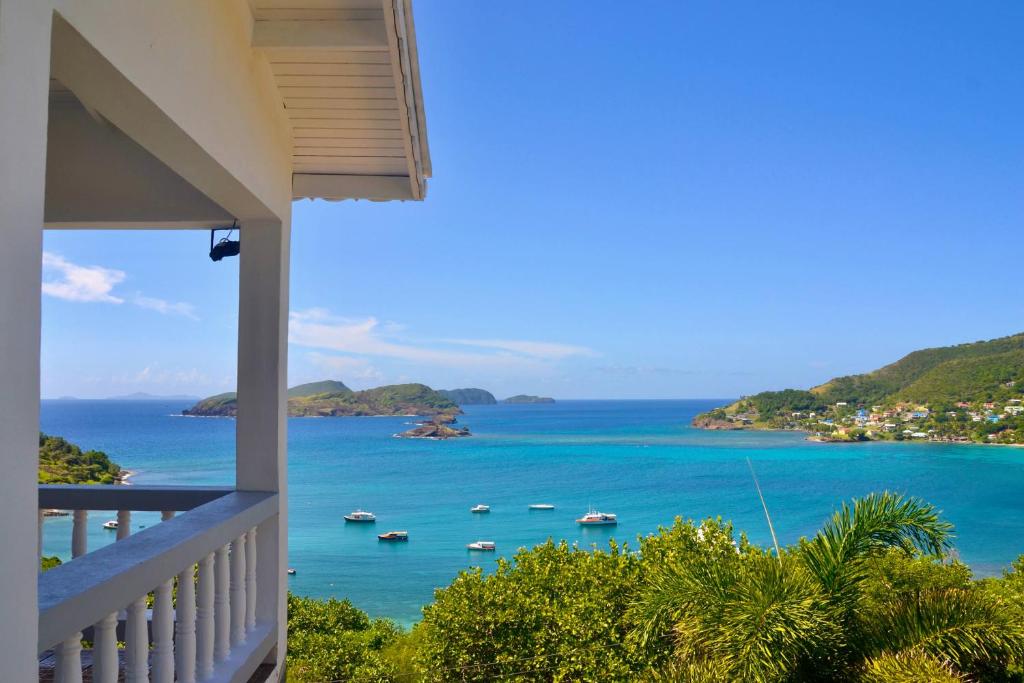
[214,544,231,662]
[245,526,258,631]
[152,577,175,683]
[230,534,247,646]
[55,632,84,683]
[92,612,119,683]
[196,553,215,680]
[117,508,132,540]
[0,2,50,678]
[125,596,150,683]
[236,216,290,667]
[176,562,198,683]
[72,509,88,557]
[38,508,44,562]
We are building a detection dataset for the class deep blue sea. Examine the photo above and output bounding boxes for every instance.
[41,399,1024,625]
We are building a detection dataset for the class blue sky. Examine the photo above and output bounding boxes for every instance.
[42,2,1024,400]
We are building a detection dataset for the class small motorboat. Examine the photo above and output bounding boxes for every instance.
[287,568,297,575]
[576,509,617,526]
[466,540,496,551]
[102,520,118,530]
[470,504,490,513]
[528,503,555,510]
[344,509,377,523]
[378,530,409,542]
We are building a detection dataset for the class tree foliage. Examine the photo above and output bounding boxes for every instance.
[38,433,121,484]
[287,494,1024,682]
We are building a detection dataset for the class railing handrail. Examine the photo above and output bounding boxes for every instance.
[38,490,278,652]
[39,484,235,511]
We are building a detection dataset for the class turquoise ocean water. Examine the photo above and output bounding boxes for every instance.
[41,399,1024,626]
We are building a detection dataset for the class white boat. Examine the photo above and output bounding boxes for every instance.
[466,540,496,551]
[344,509,376,523]
[102,520,118,530]
[287,568,296,575]
[576,509,617,526]
[528,503,555,510]
[470,504,490,513]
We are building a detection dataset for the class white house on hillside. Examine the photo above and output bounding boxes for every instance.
[0,1,430,681]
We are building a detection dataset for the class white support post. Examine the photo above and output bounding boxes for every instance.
[72,509,88,558]
[55,632,84,683]
[92,612,119,683]
[117,508,132,540]
[125,596,150,683]
[38,508,44,562]
[245,526,258,631]
[0,2,50,677]
[176,562,198,683]
[214,544,231,662]
[152,577,175,683]
[236,216,291,668]
[196,553,215,680]
[230,534,247,646]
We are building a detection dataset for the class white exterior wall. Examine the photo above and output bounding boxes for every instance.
[0,1,52,678]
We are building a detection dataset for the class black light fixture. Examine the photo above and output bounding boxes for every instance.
[209,221,240,262]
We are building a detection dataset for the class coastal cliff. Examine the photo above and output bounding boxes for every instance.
[692,333,1024,444]
[183,380,460,419]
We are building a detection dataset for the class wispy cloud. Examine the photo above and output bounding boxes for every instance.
[42,252,198,319]
[289,308,598,369]
[306,352,383,384]
[133,293,199,320]
[438,338,598,360]
[42,252,125,303]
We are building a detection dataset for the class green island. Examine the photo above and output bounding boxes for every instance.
[286,491,1024,682]
[183,380,460,419]
[437,388,497,405]
[693,333,1024,444]
[502,394,556,404]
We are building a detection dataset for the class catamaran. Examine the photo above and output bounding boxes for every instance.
[576,509,617,526]
[528,503,555,510]
[344,509,376,522]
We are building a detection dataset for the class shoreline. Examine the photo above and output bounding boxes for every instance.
[694,422,1023,448]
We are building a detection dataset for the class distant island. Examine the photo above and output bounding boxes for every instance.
[503,395,555,404]
[183,380,460,419]
[39,433,123,484]
[107,392,201,401]
[438,388,497,405]
[693,333,1024,445]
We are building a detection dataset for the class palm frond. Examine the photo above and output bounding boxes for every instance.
[861,651,965,683]
[801,491,953,600]
[862,587,1024,676]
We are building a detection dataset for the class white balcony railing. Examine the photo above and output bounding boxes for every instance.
[37,485,279,683]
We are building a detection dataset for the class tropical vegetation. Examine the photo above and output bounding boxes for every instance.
[38,432,122,484]
[286,491,1024,682]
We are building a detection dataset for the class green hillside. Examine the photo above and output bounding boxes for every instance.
[438,388,497,405]
[184,381,459,418]
[694,333,1024,444]
[39,433,122,484]
[811,333,1024,406]
[288,379,351,398]
[503,395,555,404]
